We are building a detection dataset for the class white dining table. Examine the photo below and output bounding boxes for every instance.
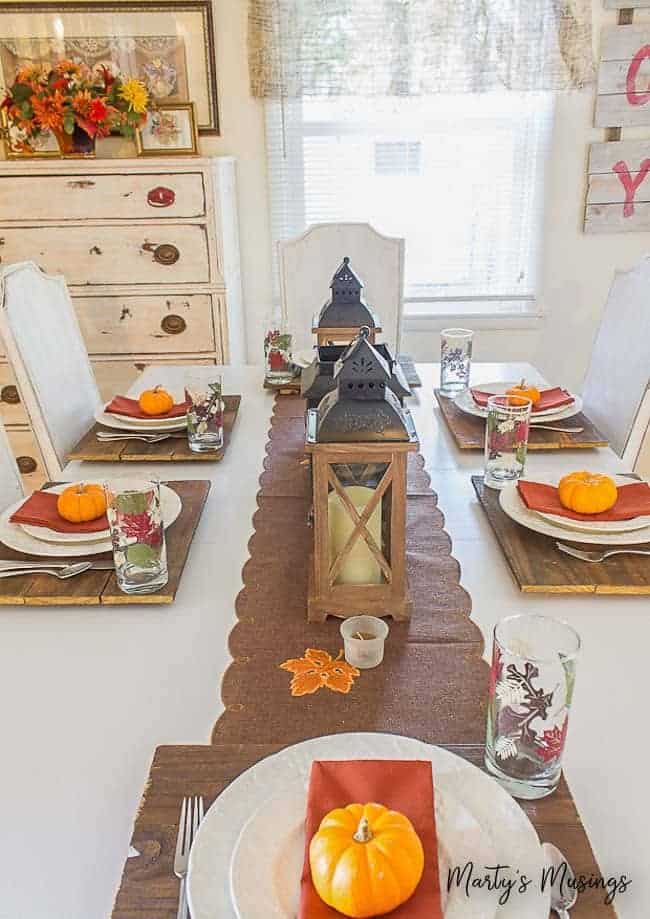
[0,362,646,919]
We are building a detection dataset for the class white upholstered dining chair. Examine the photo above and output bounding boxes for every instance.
[0,261,102,478]
[0,416,24,508]
[581,256,650,469]
[278,223,405,354]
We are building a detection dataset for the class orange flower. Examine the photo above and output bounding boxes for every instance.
[55,59,80,76]
[89,98,108,123]
[280,648,360,696]
[31,91,65,131]
[72,90,92,115]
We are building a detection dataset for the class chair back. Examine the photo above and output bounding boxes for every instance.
[581,256,650,459]
[0,417,24,508]
[0,262,101,477]
[278,223,405,353]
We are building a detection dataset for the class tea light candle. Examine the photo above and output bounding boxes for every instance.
[341,616,389,669]
[328,486,382,585]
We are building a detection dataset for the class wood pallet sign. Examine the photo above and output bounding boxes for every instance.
[595,23,650,129]
[585,139,650,232]
[604,1,650,8]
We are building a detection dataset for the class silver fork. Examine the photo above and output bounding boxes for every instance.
[174,795,204,919]
[532,424,584,433]
[96,432,176,444]
[556,542,650,563]
[0,562,92,579]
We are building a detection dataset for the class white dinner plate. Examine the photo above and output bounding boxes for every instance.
[95,407,187,433]
[500,476,650,546]
[535,509,650,535]
[454,383,582,425]
[187,732,549,919]
[229,785,499,919]
[0,483,182,557]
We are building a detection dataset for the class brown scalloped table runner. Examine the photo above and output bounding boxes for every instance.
[211,395,488,746]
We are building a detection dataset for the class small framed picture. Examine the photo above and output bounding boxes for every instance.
[136,102,199,157]
[1,108,59,159]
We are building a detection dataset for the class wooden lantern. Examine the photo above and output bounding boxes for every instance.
[306,332,418,622]
[312,257,382,347]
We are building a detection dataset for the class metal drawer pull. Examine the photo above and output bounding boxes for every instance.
[141,242,180,265]
[161,314,187,335]
[0,385,20,404]
[147,186,176,207]
[17,456,37,474]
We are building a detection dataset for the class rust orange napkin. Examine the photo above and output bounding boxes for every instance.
[471,386,574,413]
[518,480,650,522]
[105,395,188,419]
[9,491,108,533]
[299,760,443,918]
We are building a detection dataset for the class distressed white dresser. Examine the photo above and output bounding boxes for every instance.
[0,155,243,490]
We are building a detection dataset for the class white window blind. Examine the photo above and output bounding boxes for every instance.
[266,93,554,318]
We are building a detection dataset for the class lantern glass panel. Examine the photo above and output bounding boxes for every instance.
[327,462,391,587]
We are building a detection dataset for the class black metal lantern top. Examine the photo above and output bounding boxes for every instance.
[311,329,417,443]
[317,257,379,330]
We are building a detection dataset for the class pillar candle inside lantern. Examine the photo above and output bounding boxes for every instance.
[328,485,382,585]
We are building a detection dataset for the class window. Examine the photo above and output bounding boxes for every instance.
[266,93,553,319]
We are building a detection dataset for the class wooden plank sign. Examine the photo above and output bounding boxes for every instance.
[585,140,650,232]
[596,25,650,127]
[604,0,650,8]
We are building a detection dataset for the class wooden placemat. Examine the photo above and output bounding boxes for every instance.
[67,396,241,463]
[110,743,616,919]
[472,475,650,594]
[263,378,302,395]
[435,390,608,451]
[0,480,210,606]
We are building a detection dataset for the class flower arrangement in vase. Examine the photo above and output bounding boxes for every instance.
[1,60,150,157]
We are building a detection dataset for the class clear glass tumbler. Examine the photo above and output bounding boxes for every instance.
[185,373,224,454]
[485,614,580,799]
[439,328,473,395]
[104,478,168,595]
[264,327,294,385]
[484,394,532,489]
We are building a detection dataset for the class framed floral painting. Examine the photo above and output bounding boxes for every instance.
[0,1,219,134]
[136,101,198,155]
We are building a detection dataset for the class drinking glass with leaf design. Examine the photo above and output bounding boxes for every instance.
[440,328,473,395]
[185,372,224,453]
[484,394,532,489]
[104,478,168,595]
[264,326,295,385]
[485,614,580,799]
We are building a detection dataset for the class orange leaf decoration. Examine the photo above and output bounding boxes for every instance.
[280,648,360,697]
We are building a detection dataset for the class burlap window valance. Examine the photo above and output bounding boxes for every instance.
[248,0,594,98]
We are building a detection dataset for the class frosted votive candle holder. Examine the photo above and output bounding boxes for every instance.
[340,616,389,670]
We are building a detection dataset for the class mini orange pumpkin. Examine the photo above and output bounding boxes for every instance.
[309,803,424,918]
[506,378,541,406]
[138,385,174,416]
[57,483,107,523]
[558,471,618,515]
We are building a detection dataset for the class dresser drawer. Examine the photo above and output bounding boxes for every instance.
[0,172,206,221]
[0,224,215,286]
[75,295,216,355]
[7,429,46,493]
[0,363,28,425]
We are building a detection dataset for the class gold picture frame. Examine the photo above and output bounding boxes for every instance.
[1,107,60,158]
[0,1,220,135]
[135,102,199,157]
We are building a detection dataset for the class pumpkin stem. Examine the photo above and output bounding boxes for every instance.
[519,378,526,388]
[353,816,373,844]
